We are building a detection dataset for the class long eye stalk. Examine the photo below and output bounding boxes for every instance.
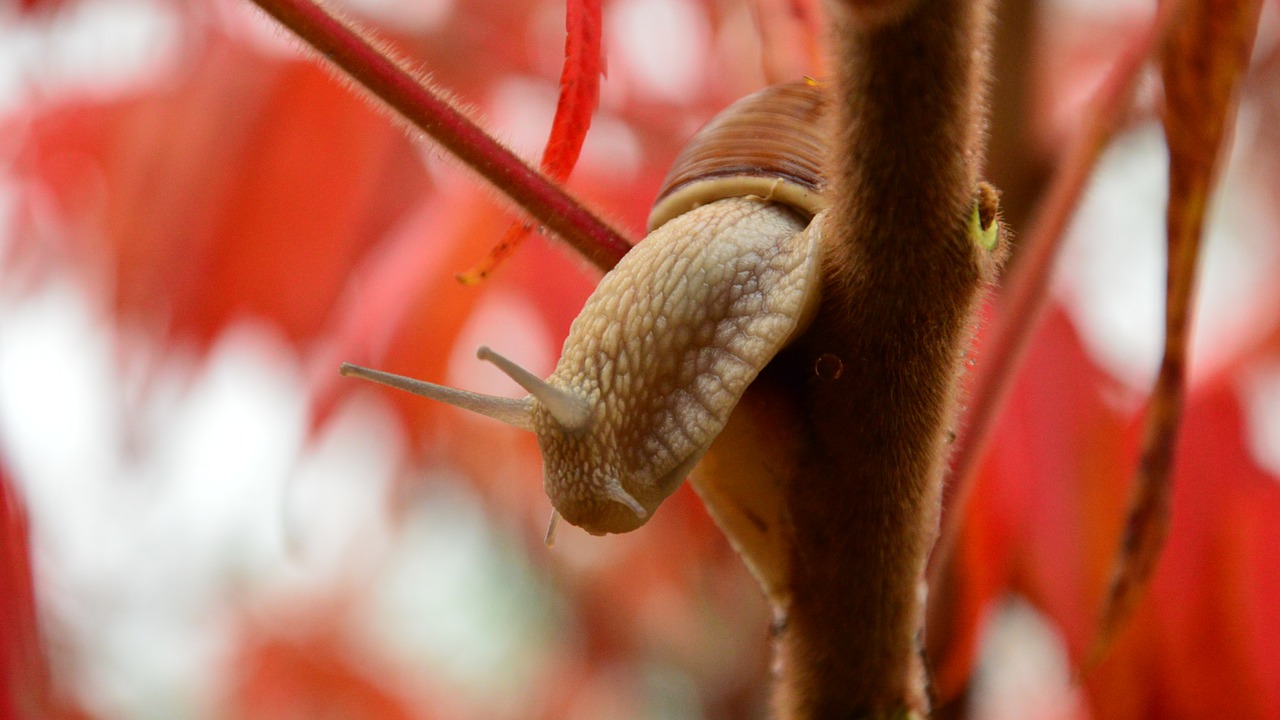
[339,362,536,432]
[476,346,592,433]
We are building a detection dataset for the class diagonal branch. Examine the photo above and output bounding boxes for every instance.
[247,0,632,272]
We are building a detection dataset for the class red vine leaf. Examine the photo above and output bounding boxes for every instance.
[10,39,427,349]
[1095,0,1266,656]
[309,183,599,445]
[928,309,1133,701]
[1,462,46,718]
[308,190,492,434]
[226,616,422,720]
[0,462,89,719]
[1092,384,1280,717]
[932,310,1280,715]
[459,0,605,283]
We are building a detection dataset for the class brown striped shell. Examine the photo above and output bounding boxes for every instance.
[647,79,829,231]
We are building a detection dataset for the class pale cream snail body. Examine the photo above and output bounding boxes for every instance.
[341,81,831,536]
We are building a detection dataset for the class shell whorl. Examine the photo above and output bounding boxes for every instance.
[647,80,829,232]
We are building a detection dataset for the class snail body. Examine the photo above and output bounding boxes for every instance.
[534,196,822,533]
[342,82,831,535]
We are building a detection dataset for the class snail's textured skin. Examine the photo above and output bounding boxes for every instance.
[539,196,821,534]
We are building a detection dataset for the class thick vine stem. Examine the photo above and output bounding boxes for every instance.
[769,0,998,716]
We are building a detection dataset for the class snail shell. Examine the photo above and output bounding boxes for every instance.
[342,81,830,535]
[648,80,828,230]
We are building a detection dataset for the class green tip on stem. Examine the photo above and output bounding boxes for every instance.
[969,201,999,250]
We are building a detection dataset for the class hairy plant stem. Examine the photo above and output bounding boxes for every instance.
[247,0,631,271]
[769,0,998,715]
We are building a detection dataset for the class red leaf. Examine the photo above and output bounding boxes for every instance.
[936,309,1280,717]
[929,309,1134,700]
[226,619,424,720]
[11,33,428,349]
[1090,384,1280,718]
[310,188,505,435]
[313,180,594,447]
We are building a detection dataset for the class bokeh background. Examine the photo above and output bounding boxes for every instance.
[1,0,1279,718]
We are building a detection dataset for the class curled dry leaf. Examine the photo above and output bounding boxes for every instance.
[1096,0,1267,654]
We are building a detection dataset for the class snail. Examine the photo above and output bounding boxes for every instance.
[340,80,1001,538]
[341,81,829,536]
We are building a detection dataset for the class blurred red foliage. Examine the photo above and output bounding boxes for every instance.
[11,35,429,349]
[935,310,1280,717]
[1,462,45,719]
[3,0,1279,717]
[226,618,422,720]
[1,463,92,720]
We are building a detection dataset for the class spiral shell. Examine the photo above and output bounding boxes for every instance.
[648,80,829,230]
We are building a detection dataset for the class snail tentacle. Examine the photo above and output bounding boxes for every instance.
[338,363,535,431]
[477,346,592,433]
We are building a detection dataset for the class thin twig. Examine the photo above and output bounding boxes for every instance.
[928,3,1183,585]
[248,0,632,271]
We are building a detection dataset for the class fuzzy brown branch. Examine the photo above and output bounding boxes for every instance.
[247,0,631,272]
[768,0,1000,716]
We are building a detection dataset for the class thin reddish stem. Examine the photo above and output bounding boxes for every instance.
[928,2,1184,584]
[247,0,632,271]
